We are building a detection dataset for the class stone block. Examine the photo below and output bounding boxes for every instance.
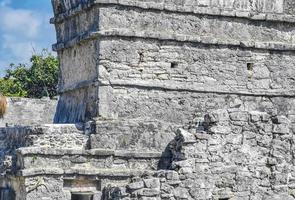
[261,113,271,122]
[176,129,197,144]
[209,125,232,135]
[272,124,290,135]
[144,178,160,189]
[189,188,212,199]
[166,171,180,181]
[249,111,263,122]
[229,111,249,122]
[173,187,190,199]
[140,197,160,200]
[272,116,290,124]
[127,181,145,190]
[161,183,174,194]
[91,119,176,151]
[205,109,229,123]
[136,188,161,197]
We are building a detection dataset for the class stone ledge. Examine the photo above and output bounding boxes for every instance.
[0,124,88,150]
[50,0,295,24]
[52,29,295,52]
[0,124,84,135]
[59,79,295,98]
[17,147,164,158]
[114,151,163,158]
[19,167,152,177]
[108,79,295,97]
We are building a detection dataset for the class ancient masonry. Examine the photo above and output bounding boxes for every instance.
[1,0,295,199]
[0,97,57,127]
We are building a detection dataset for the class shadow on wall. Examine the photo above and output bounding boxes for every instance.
[53,94,86,124]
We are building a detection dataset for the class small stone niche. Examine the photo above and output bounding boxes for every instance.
[247,63,254,71]
[171,62,178,69]
[247,63,254,78]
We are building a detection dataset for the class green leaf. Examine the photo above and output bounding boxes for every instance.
[0,49,59,98]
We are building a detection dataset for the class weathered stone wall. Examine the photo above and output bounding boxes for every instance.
[101,110,295,200]
[3,109,295,200]
[0,124,167,200]
[11,0,293,199]
[0,98,57,127]
[0,124,87,173]
[56,7,295,45]
[51,0,290,19]
[0,124,90,200]
[90,119,177,154]
[51,0,295,124]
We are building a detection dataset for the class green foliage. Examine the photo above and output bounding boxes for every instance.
[0,50,59,98]
[0,78,27,97]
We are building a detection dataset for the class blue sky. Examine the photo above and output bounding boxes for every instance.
[0,0,56,75]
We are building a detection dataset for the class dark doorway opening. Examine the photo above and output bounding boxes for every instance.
[71,193,94,200]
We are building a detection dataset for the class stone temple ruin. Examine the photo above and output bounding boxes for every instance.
[1,0,295,199]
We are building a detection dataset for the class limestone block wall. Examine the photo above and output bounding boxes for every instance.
[0,98,57,127]
[0,124,90,200]
[7,128,169,200]
[90,119,177,152]
[0,124,87,173]
[51,0,291,20]
[5,109,294,200]
[103,110,295,200]
[51,0,295,124]
[12,1,295,199]
[56,7,295,46]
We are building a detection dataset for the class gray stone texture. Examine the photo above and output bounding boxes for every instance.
[51,0,295,124]
[102,110,295,200]
[0,97,57,126]
[91,119,177,151]
[7,109,293,199]
[6,109,295,200]
[0,0,295,199]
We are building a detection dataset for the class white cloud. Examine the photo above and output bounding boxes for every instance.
[0,1,56,75]
[2,34,35,63]
[0,6,42,38]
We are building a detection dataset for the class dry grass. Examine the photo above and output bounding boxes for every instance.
[0,95,7,118]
